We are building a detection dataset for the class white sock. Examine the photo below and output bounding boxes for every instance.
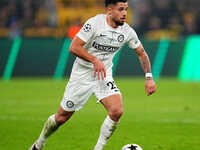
[35,114,59,149]
[93,116,118,150]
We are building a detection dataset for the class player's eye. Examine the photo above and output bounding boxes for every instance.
[118,7,128,12]
[118,7,124,11]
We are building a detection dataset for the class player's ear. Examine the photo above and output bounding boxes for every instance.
[106,5,113,15]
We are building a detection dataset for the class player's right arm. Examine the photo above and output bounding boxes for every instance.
[69,36,106,80]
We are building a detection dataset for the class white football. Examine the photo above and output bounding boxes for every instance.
[121,144,143,150]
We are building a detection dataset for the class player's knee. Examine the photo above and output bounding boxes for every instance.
[55,107,74,125]
[55,115,67,125]
[109,108,123,121]
[55,113,71,125]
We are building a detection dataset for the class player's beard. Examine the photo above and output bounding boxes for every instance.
[115,22,124,26]
[115,20,124,26]
[113,18,124,26]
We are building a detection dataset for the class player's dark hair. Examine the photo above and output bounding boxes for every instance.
[105,0,128,7]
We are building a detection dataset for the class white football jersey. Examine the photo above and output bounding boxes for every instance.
[76,14,141,69]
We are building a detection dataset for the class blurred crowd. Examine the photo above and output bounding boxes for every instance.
[0,0,200,39]
[0,0,57,27]
[130,0,200,39]
[0,0,57,38]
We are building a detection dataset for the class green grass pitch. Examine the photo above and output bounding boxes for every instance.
[0,77,200,150]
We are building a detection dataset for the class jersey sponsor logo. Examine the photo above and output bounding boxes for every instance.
[117,34,124,42]
[66,100,74,108]
[83,23,91,32]
[92,41,119,52]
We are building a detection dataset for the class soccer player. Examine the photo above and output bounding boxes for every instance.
[29,0,156,150]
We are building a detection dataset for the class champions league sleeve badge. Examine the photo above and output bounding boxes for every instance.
[117,34,124,42]
[83,23,92,32]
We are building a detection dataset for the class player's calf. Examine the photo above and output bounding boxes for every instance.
[29,108,74,150]
[93,115,119,150]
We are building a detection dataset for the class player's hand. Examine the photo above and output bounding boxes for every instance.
[92,58,106,80]
[145,78,156,96]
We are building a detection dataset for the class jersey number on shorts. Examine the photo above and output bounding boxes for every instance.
[107,81,117,90]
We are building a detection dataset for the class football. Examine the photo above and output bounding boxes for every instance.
[121,144,143,150]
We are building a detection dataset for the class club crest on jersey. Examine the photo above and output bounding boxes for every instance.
[117,34,124,42]
[66,100,74,108]
[83,23,91,32]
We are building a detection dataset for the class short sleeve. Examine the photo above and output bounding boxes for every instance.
[76,18,96,43]
[127,27,141,49]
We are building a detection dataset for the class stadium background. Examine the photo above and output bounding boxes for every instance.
[0,0,200,81]
[0,0,200,150]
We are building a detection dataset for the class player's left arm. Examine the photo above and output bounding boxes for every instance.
[134,44,156,96]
